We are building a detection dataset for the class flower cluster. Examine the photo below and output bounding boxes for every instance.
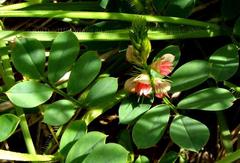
[124,52,175,99]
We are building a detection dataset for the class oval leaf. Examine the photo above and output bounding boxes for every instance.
[119,98,152,124]
[159,151,178,163]
[67,51,101,95]
[66,131,107,163]
[43,100,76,126]
[170,60,209,92]
[48,31,79,83]
[209,44,239,81]
[59,120,87,156]
[132,105,170,149]
[85,77,118,107]
[177,87,236,111]
[0,114,20,142]
[83,143,129,163]
[170,115,210,152]
[12,38,45,79]
[6,81,53,108]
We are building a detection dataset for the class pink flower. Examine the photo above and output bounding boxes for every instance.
[124,74,152,97]
[154,79,171,98]
[151,53,175,76]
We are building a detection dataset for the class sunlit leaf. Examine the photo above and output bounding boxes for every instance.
[170,115,210,152]
[12,38,45,79]
[177,88,236,111]
[6,81,53,108]
[43,100,76,126]
[83,143,129,163]
[170,60,209,92]
[209,44,239,81]
[85,77,118,107]
[67,51,101,95]
[0,114,20,142]
[65,131,106,163]
[119,98,152,124]
[48,31,79,83]
[132,105,170,148]
[59,120,87,157]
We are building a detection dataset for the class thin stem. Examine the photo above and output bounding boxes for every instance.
[15,107,37,154]
[0,29,224,42]
[216,111,233,154]
[0,2,38,11]
[163,97,178,114]
[217,148,240,163]
[0,10,220,29]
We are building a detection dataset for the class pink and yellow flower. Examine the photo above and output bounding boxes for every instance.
[124,74,171,98]
[151,53,175,76]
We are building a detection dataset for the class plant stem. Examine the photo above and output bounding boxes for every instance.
[0,11,220,29]
[216,111,233,154]
[0,2,38,11]
[0,29,224,42]
[216,148,240,163]
[0,149,59,162]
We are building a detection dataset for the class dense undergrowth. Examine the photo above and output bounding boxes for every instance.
[0,0,240,162]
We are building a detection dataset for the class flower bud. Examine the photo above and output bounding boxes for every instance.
[126,45,142,65]
[141,38,151,63]
[154,78,171,98]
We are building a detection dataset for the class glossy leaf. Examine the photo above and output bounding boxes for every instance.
[65,131,106,163]
[135,155,150,163]
[177,88,236,111]
[85,77,118,107]
[153,45,181,67]
[48,31,79,83]
[67,51,101,95]
[159,151,178,163]
[132,105,170,149]
[0,114,20,142]
[43,100,76,126]
[170,60,209,92]
[12,38,45,79]
[170,115,210,152]
[164,0,195,17]
[119,98,152,124]
[209,44,239,81]
[59,120,87,156]
[83,143,129,163]
[6,81,53,108]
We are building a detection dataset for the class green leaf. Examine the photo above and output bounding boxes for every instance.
[65,131,107,163]
[177,88,236,111]
[170,60,209,92]
[135,155,150,163]
[119,98,152,124]
[234,17,240,37]
[153,45,181,67]
[48,31,79,83]
[83,143,129,163]
[132,105,170,149]
[159,151,178,163]
[0,114,20,142]
[170,115,210,152]
[43,100,76,126]
[209,44,239,81]
[118,130,133,151]
[12,38,45,79]
[6,81,53,108]
[59,120,87,157]
[85,77,118,107]
[221,0,240,19]
[164,0,195,18]
[67,51,101,95]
